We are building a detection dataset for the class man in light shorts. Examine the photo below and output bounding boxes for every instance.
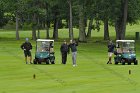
[108,52,113,58]
[107,40,116,64]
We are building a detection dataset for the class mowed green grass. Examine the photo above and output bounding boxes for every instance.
[0,25,140,93]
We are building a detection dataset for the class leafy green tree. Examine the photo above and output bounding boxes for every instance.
[1,0,140,41]
[97,0,111,40]
[46,0,72,40]
[87,0,140,40]
[0,6,8,28]
[25,0,47,40]
[110,0,140,39]
[46,0,60,40]
[86,0,100,38]
[2,0,29,40]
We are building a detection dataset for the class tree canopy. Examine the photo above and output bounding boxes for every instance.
[1,0,140,40]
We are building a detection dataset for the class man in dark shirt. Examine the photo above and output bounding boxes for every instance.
[21,38,32,64]
[60,40,69,64]
[69,40,78,66]
[107,40,115,64]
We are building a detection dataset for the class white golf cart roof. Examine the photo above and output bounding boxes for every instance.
[37,39,54,42]
[116,40,135,43]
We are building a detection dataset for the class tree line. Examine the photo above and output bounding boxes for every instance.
[0,0,140,41]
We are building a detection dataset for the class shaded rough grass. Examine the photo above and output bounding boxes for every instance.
[0,24,140,93]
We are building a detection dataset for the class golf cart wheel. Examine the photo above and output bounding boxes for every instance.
[121,59,125,65]
[128,62,131,65]
[115,62,119,65]
[51,61,55,64]
[33,59,37,64]
[46,61,49,64]
[122,62,125,65]
[46,59,49,64]
[38,61,41,64]
[134,60,138,65]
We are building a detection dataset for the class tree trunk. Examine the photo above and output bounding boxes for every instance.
[104,19,110,40]
[16,12,19,40]
[53,13,59,40]
[58,20,63,29]
[87,18,93,38]
[45,2,50,39]
[115,20,122,40]
[32,13,37,40]
[66,19,69,28]
[121,0,128,39]
[46,22,50,39]
[37,29,40,39]
[115,0,128,40]
[68,0,73,40]
[78,3,86,42]
[37,17,40,39]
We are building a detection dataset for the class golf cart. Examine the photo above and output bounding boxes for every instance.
[33,39,55,64]
[114,40,138,65]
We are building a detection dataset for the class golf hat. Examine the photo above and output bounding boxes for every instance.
[25,38,29,42]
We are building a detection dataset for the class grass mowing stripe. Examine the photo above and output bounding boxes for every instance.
[80,50,138,87]
[1,32,140,93]
[31,65,67,86]
[2,45,68,86]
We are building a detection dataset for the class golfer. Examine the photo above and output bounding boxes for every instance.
[69,40,78,66]
[107,40,115,64]
[60,40,69,64]
[21,38,32,64]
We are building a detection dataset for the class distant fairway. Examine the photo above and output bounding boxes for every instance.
[0,25,140,93]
